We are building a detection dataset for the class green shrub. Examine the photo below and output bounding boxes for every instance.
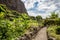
[56,27,60,35]
[47,25,60,40]
[0,4,39,40]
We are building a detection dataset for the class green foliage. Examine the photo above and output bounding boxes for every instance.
[46,12,60,40]
[35,15,44,26]
[56,27,60,34]
[49,12,58,19]
[30,16,36,20]
[44,12,60,26]
[47,25,60,40]
[36,15,42,21]
[0,4,39,40]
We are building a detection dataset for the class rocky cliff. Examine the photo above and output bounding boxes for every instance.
[0,0,27,13]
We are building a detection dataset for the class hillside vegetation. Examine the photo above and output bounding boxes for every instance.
[0,4,43,40]
[45,12,60,40]
[1,4,60,40]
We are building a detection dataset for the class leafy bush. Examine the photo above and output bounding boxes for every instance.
[56,27,60,35]
[47,25,60,40]
[44,12,60,26]
[0,4,39,40]
[36,15,42,21]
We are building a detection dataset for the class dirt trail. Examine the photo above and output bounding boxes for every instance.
[32,27,47,40]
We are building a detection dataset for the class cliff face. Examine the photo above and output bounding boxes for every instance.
[0,0,27,13]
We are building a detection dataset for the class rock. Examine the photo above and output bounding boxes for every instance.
[0,0,27,13]
[29,32,34,37]
[48,37,56,40]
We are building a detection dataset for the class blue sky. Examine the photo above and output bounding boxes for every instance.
[21,0,60,18]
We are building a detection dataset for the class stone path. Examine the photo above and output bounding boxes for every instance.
[32,27,47,40]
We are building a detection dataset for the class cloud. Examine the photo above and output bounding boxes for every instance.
[22,0,37,10]
[21,0,60,18]
[28,11,51,18]
[38,4,56,10]
[28,11,37,16]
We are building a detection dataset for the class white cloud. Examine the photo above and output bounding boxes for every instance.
[37,13,51,18]
[21,0,60,18]
[28,11,37,16]
[28,11,51,18]
[37,1,57,11]
[22,0,37,9]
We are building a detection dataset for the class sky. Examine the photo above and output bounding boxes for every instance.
[21,0,60,18]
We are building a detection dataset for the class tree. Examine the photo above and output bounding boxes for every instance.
[30,16,36,20]
[36,15,42,21]
[49,12,58,19]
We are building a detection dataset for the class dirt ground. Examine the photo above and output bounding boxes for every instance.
[32,27,48,40]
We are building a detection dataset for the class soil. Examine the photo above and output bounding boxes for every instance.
[32,27,48,40]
